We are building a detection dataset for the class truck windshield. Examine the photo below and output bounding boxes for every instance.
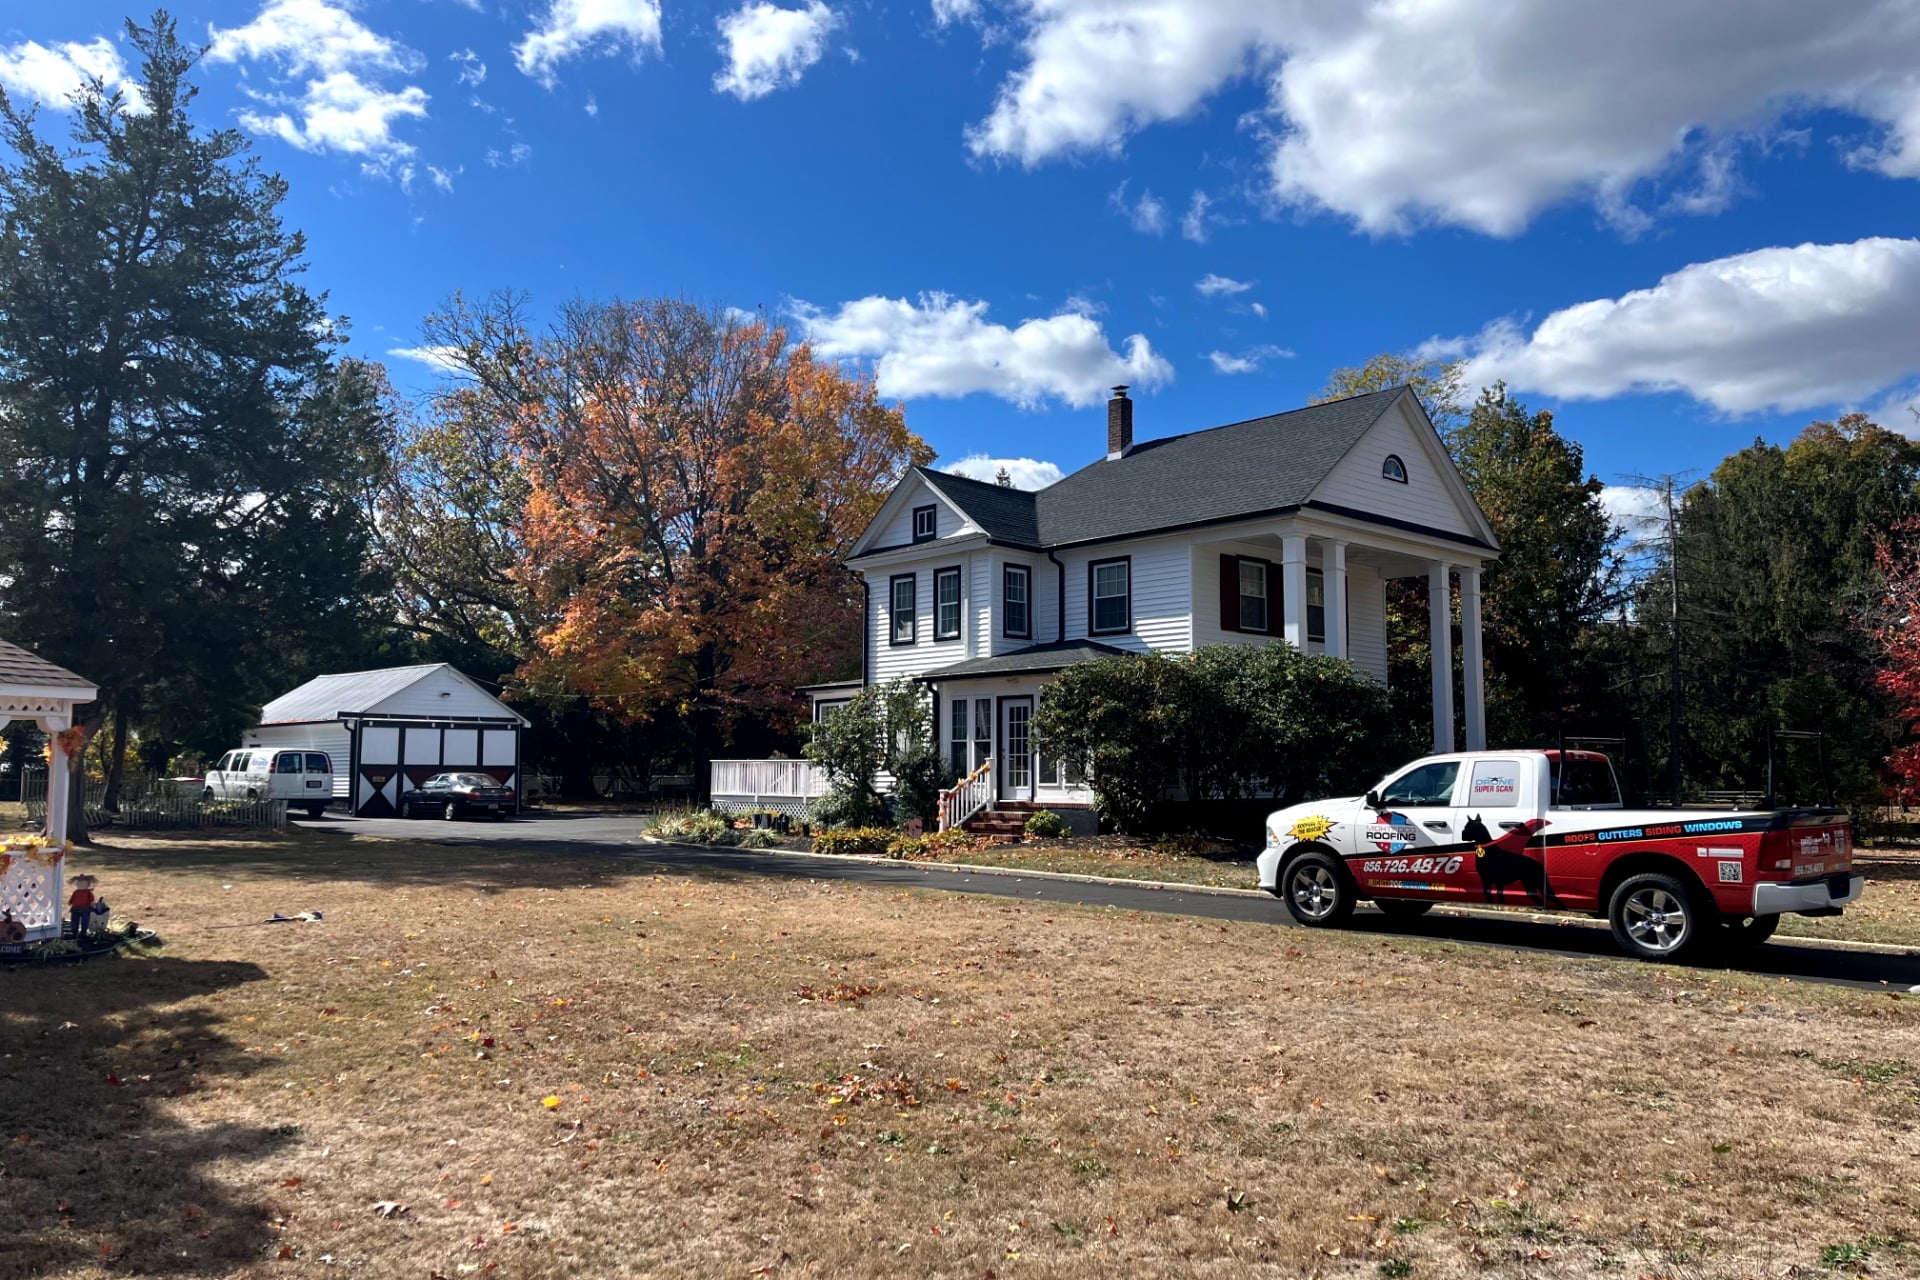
[1549,755,1621,808]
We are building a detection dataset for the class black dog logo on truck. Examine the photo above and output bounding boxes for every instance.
[1460,814,1553,905]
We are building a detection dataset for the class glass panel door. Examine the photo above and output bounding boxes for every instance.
[1000,699,1034,800]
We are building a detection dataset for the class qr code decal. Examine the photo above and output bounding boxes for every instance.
[1717,860,1743,884]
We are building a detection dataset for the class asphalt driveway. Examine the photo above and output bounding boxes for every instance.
[292,809,1920,993]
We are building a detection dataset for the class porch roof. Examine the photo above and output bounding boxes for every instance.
[916,639,1130,682]
[0,639,94,695]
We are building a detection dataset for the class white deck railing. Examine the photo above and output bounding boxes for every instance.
[709,759,825,800]
[938,758,994,832]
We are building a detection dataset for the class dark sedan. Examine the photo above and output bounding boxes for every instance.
[400,773,515,820]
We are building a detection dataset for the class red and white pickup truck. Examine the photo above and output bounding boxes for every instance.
[1255,749,1860,961]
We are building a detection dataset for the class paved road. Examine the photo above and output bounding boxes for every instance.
[295,811,1920,993]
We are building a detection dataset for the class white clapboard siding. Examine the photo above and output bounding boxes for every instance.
[1312,399,1481,541]
[366,665,519,722]
[989,553,1047,654]
[1059,537,1191,654]
[867,563,971,683]
[874,476,975,548]
[1346,562,1390,683]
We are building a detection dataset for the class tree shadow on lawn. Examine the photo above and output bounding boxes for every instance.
[0,953,284,1277]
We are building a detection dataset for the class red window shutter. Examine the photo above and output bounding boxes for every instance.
[1219,554,1239,632]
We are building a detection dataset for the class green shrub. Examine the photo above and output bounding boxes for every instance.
[804,676,951,828]
[885,827,977,860]
[810,827,893,857]
[1023,809,1067,839]
[649,810,736,844]
[739,827,780,849]
[1033,643,1409,833]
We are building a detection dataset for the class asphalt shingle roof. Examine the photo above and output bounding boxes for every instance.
[918,466,1042,546]
[0,639,94,692]
[912,388,1413,552]
[915,639,1131,681]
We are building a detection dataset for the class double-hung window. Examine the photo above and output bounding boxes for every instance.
[1089,558,1130,636]
[912,505,936,543]
[1238,560,1269,633]
[934,567,962,640]
[949,698,970,776]
[1003,565,1031,639]
[889,574,916,645]
[1306,569,1326,644]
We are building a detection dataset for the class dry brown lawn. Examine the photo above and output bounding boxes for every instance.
[4,829,1919,1280]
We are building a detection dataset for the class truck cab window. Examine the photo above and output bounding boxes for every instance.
[1380,761,1459,807]
[1550,755,1622,808]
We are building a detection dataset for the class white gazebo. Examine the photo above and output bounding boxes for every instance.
[0,639,97,942]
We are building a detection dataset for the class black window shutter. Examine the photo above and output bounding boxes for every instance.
[1266,559,1280,635]
[1219,554,1239,633]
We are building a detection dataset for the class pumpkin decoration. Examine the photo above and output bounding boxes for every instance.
[0,910,25,944]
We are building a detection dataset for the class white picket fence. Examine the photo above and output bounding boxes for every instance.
[19,769,286,831]
[709,759,824,818]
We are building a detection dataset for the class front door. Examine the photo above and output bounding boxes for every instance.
[999,697,1034,801]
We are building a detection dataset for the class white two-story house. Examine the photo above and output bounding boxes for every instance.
[712,385,1500,826]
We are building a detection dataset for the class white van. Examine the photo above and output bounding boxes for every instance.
[204,749,334,817]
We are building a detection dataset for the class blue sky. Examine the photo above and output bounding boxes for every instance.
[8,1,1920,518]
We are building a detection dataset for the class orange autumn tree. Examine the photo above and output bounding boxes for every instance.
[509,299,931,789]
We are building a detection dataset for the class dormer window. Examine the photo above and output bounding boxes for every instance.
[1382,455,1408,484]
[912,505,937,542]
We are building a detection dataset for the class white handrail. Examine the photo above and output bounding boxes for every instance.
[938,757,994,832]
[710,759,823,799]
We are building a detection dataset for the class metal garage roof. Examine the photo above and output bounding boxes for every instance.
[259,663,527,726]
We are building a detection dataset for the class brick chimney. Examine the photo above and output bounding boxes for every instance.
[1106,385,1132,460]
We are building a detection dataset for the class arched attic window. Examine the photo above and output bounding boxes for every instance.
[1381,454,1408,484]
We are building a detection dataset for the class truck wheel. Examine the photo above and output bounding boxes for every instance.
[1281,851,1355,927]
[1374,898,1433,920]
[1716,913,1779,950]
[1608,872,1702,961]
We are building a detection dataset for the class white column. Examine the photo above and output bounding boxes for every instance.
[1460,565,1486,751]
[1281,535,1309,649]
[1323,540,1348,660]
[42,714,68,846]
[1428,563,1454,755]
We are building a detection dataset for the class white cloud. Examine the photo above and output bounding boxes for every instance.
[584,94,599,115]
[450,48,486,85]
[944,455,1065,490]
[1249,301,1267,319]
[427,164,458,193]
[485,142,534,167]
[1207,343,1293,375]
[516,0,663,87]
[1454,237,1920,416]
[959,1,1920,237]
[387,344,465,374]
[1107,181,1165,235]
[207,0,427,165]
[932,0,979,27]
[0,36,145,112]
[794,291,1173,408]
[1195,272,1251,297]
[1180,189,1212,243]
[1599,485,1669,539]
[714,1,840,101]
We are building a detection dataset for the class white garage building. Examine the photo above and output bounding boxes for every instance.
[245,664,529,817]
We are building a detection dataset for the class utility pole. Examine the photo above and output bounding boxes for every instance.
[1620,471,1694,805]
[1663,476,1682,803]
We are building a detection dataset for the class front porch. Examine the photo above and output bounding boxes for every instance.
[709,759,824,818]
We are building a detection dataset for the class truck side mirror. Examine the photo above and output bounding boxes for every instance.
[1364,790,1381,810]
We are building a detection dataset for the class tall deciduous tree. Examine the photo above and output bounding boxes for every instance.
[1869,517,1920,806]
[1318,350,1467,438]
[1450,384,1619,745]
[1641,416,1919,808]
[507,298,931,795]
[0,16,391,835]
